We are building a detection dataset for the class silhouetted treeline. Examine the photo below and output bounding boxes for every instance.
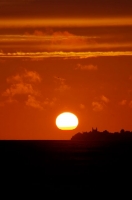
[71,128,132,142]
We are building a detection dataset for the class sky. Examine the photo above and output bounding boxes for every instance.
[0,0,132,139]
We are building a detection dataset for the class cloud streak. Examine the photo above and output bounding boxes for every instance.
[1,17,132,28]
[1,33,132,51]
[76,64,97,70]
[0,31,98,51]
[1,51,132,58]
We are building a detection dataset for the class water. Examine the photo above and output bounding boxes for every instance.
[0,140,132,190]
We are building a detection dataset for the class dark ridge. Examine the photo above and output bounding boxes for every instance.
[71,127,132,143]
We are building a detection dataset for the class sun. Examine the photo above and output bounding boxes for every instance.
[56,112,79,130]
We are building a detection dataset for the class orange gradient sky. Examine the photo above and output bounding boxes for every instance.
[0,0,132,139]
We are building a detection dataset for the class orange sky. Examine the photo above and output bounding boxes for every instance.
[0,0,132,139]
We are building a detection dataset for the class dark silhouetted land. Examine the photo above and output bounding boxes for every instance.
[71,128,132,143]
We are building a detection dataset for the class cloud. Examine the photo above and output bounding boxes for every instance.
[2,70,57,110]
[92,95,109,112]
[80,104,85,109]
[24,70,41,83]
[1,51,132,58]
[55,84,71,92]
[29,57,44,61]
[18,29,90,51]
[54,76,70,92]
[101,95,110,103]
[119,100,127,106]
[1,29,92,51]
[1,32,132,52]
[1,17,132,28]
[26,96,57,110]
[33,30,46,36]
[26,95,43,110]
[7,74,22,83]
[49,31,88,50]
[2,31,132,54]
[7,70,41,83]
[3,70,41,99]
[3,83,35,97]
[76,64,97,70]
[6,98,17,104]
[2,70,42,108]
[43,97,57,107]
[92,102,103,112]
[54,76,66,84]
[25,28,53,37]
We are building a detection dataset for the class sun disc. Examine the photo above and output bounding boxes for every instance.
[56,112,78,130]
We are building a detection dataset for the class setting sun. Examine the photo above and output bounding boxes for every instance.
[56,112,78,130]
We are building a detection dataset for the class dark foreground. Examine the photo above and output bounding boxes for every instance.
[0,140,132,191]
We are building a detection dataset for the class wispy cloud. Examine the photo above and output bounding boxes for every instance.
[1,31,132,52]
[26,95,43,110]
[54,76,66,84]
[1,51,132,58]
[119,100,127,106]
[26,96,57,110]
[2,70,42,109]
[55,84,71,92]
[2,70,58,110]
[1,17,132,28]
[24,70,42,82]
[3,82,36,97]
[3,70,41,98]
[49,31,88,50]
[54,76,70,92]
[80,104,85,109]
[76,64,97,70]
[92,102,103,112]
[92,95,110,112]
[0,30,95,51]
[7,70,41,83]
[43,97,57,107]
[101,95,110,103]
